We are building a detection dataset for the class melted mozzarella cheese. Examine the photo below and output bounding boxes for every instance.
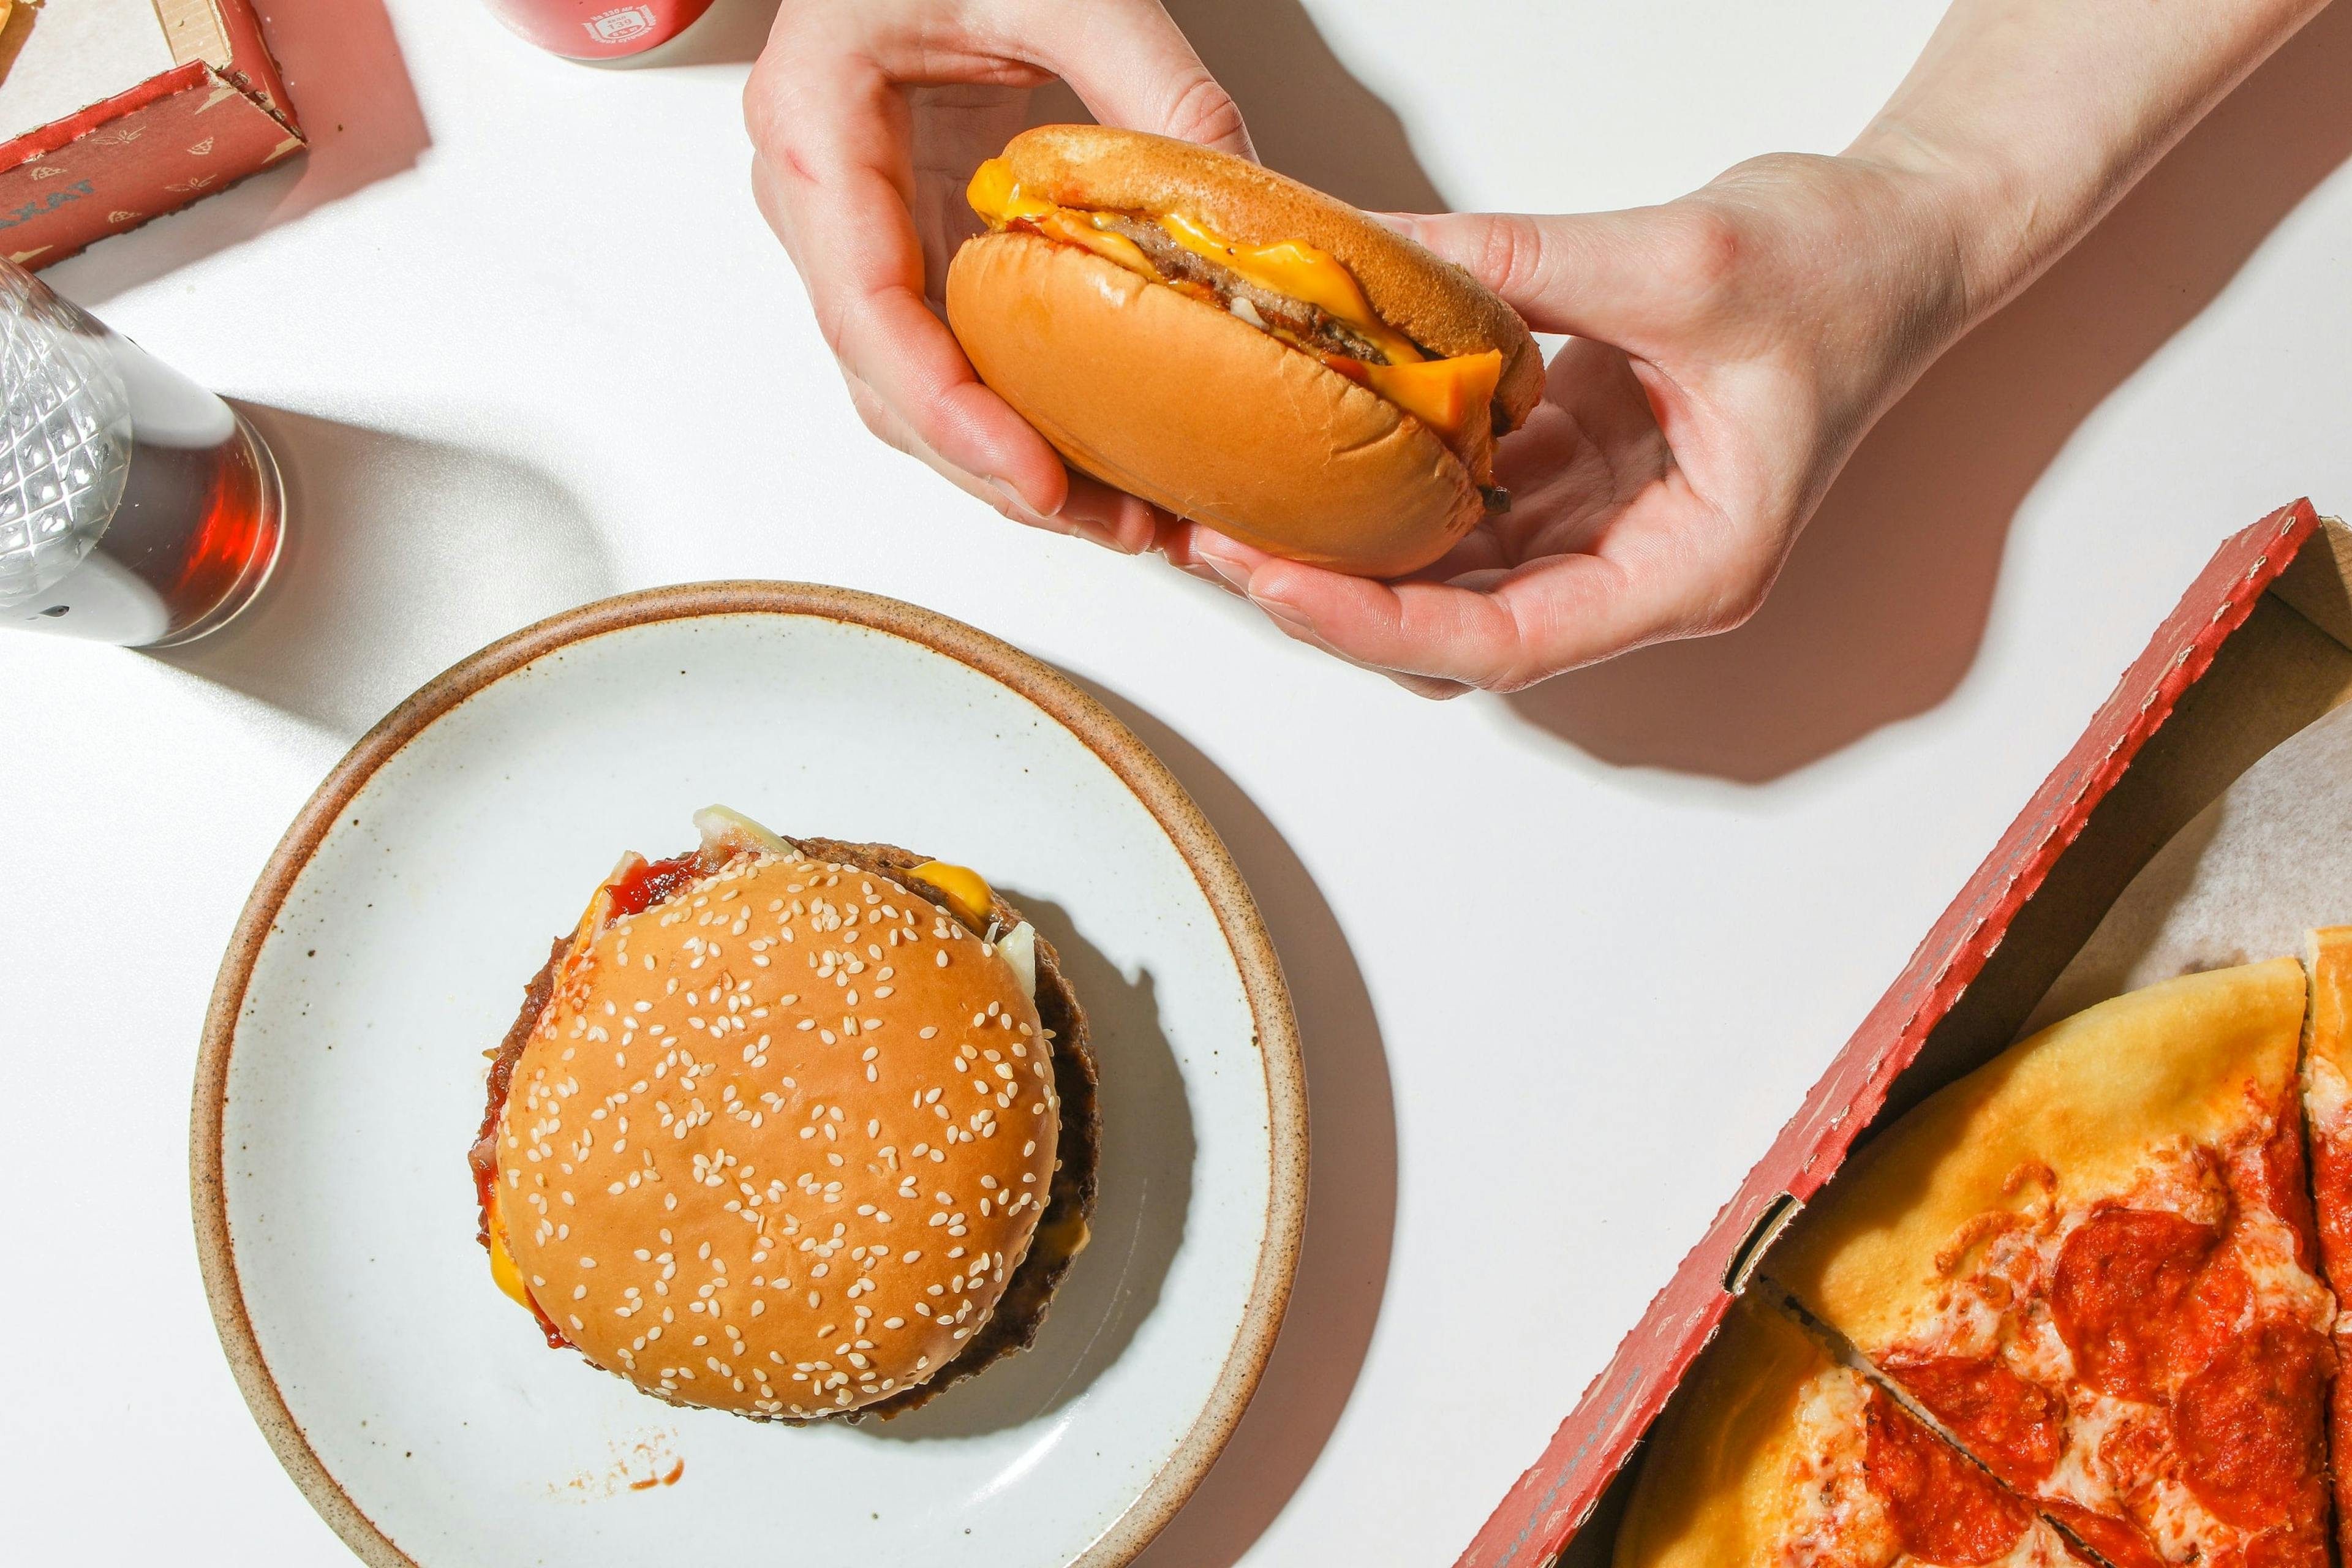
[2307,1052,2351,1128]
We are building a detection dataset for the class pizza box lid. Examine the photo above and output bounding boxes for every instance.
[0,0,301,270]
[1461,497,2352,1568]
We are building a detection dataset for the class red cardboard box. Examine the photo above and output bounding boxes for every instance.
[1464,497,2352,1567]
[0,0,301,270]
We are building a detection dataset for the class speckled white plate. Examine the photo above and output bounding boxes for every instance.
[193,584,1305,1568]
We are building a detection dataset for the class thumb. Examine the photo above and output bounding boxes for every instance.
[1383,208,1692,344]
[1033,0,1254,158]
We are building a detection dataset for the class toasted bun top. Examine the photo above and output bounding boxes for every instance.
[492,849,1061,1419]
[998,124,1542,430]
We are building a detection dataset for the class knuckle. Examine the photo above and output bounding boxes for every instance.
[1479,652,1560,694]
[814,301,853,356]
[1695,571,1773,636]
[1159,72,1248,151]
[843,383,895,443]
[1480,216,1558,304]
[741,54,790,143]
[1659,206,1744,298]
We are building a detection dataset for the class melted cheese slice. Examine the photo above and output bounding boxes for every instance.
[966,157,1495,438]
[1153,209,1422,365]
[966,158,1156,276]
[911,859,993,928]
[483,1191,533,1311]
[1353,352,1501,442]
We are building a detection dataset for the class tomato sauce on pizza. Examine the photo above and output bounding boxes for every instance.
[1619,952,2352,1568]
[1869,1109,2331,1566]
[1760,960,2337,1568]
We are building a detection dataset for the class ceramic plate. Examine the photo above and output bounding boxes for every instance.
[194,584,1305,1568]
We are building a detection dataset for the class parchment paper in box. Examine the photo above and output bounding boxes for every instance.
[2026,698,2352,1031]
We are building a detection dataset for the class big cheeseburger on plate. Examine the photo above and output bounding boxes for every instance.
[945,125,1544,579]
[469,807,1098,1420]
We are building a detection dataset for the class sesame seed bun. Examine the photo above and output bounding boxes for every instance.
[484,836,1096,1421]
[944,126,1542,580]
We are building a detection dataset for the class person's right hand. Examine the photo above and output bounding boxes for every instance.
[745,0,1250,554]
[1167,151,1982,695]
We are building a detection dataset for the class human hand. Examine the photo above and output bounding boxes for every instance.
[1167,153,1977,697]
[744,0,1250,554]
[1168,0,2329,697]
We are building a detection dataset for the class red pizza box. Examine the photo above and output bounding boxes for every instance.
[0,0,301,270]
[1463,496,2352,1568]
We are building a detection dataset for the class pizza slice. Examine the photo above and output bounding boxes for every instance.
[1770,958,2334,1568]
[2299,925,2352,1564]
[1615,1294,2089,1568]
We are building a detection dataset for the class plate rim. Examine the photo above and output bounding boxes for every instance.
[189,580,1308,1568]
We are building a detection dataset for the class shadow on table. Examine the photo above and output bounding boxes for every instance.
[1024,0,1447,215]
[1501,4,2352,782]
[1072,684,1399,1568]
[147,405,616,737]
[862,900,1194,1440]
[619,0,780,68]
[46,0,429,304]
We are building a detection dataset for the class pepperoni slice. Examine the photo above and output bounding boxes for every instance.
[2242,1526,2332,1568]
[2039,1501,2168,1568]
[2312,1122,2352,1291]
[2051,1210,2223,1400]
[1861,1385,2032,1566]
[2244,1096,2321,1276]
[2173,1320,2331,1532]
[1883,1355,2064,1488]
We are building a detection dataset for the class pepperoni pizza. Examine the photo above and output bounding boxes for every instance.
[1613,1295,2086,1567]
[1621,956,2345,1568]
[2300,925,2352,1564]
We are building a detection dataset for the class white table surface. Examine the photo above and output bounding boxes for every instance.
[6,1,2350,1563]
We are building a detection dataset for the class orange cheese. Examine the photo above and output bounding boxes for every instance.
[967,156,1057,225]
[1353,351,1501,439]
[484,1192,533,1312]
[968,160,1157,277]
[1154,210,1423,365]
[965,158,1494,439]
[911,859,994,929]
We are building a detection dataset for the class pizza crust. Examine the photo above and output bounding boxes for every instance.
[2302,926,2352,1566]
[1613,1299,1845,1568]
[2305,927,2352,1130]
[1772,957,2307,1349]
[1617,1298,2082,1567]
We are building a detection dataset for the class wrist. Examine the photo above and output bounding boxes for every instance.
[1844,115,2041,333]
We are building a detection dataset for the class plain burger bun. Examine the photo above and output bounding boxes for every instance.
[945,125,1542,580]
[485,820,1097,1420]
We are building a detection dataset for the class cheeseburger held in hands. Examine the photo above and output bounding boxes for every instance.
[946,126,1543,579]
[469,807,1098,1420]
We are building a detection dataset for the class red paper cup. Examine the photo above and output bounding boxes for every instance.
[483,0,717,59]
